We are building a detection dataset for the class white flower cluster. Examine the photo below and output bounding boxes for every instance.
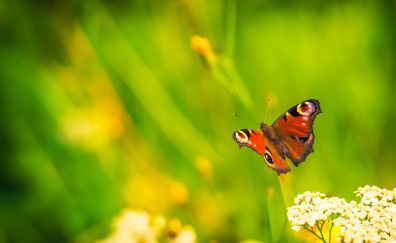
[97,209,197,243]
[287,186,396,243]
[334,186,396,242]
[288,191,348,232]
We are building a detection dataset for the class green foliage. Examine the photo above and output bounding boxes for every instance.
[1,0,396,242]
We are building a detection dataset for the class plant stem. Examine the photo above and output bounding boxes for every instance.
[318,220,326,241]
[329,222,334,243]
[225,0,236,58]
[303,225,326,243]
[277,175,290,207]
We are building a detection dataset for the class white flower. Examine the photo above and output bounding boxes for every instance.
[97,209,196,243]
[287,186,396,243]
[172,227,197,243]
[292,225,301,231]
[115,210,150,235]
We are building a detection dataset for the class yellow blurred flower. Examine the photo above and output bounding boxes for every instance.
[167,218,197,243]
[267,186,275,198]
[55,64,126,152]
[123,174,170,212]
[60,102,125,151]
[195,156,213,182]
[191,35,216,64]
[168,218,182,237]
[193,192,224,237]
[169,182,189,206]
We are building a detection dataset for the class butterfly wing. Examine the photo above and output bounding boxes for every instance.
[233,128,291,174]
[271,99,322,166]
[263,140,291,175]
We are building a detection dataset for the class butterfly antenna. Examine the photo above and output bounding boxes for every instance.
[234,113,258,126]
[264,96,272,123]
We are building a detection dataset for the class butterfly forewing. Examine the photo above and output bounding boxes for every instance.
[233,128,291,174]
[233,129,266,155]
[272,99,321,165]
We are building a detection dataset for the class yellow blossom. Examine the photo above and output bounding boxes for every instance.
[169,182,189,205]
[168,218,182,237]
[191,35,216,64]
[195,156,213,182]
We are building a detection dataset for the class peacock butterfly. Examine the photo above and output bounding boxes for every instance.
[233,99,322,175]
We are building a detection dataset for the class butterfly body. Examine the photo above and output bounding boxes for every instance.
[233,99,321,175]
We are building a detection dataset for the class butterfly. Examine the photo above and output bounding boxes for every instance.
[233,99,322,175]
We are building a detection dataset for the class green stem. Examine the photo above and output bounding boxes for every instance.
[225,0,236,58]
[303,225,326,243]
[277,176,290,207]
[219,59,253,108]
[329,222,334,243]
[212,60,253,108]
[318,221,326,241]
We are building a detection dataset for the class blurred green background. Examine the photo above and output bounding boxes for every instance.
[1,0,396,242]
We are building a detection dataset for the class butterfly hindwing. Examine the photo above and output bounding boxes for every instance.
[263,141,291,175]
[233,129,291,174]
[272,99,321,166]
